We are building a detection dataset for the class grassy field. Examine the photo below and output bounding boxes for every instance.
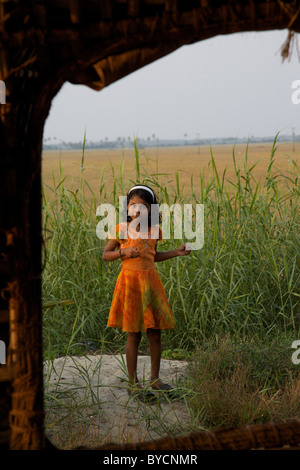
[42,136,300,446]
[42,141,299,203]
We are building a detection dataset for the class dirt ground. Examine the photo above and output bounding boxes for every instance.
[44,353,195,449]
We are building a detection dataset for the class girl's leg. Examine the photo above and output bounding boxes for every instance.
[126,332,142,387]
[147,328,177,395]
[146,328,163,387]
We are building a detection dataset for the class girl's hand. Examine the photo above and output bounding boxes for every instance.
[121,247,141,259]
[177,244,192,256]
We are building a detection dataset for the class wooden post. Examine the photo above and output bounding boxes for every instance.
[0,75,53,449]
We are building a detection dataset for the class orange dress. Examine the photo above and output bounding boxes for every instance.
[106,222,176,332]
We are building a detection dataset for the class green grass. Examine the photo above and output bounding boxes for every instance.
[42,133,300,356]
[186,332,300,429]
[42,134,300,446]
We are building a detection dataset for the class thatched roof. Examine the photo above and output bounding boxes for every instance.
[85,419,300,450]
[1,0,300,95]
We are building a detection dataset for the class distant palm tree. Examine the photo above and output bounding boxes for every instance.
[197,133,200,154]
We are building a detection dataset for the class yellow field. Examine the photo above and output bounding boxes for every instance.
[42,142,299,203]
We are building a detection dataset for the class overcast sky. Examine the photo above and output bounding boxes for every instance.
[44,29,300,143]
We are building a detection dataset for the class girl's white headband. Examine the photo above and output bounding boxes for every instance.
[128,185,155,200]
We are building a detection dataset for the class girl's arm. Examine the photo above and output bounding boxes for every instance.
[154,244,191,262]
[102,240,141,261]
[102,239,121,261]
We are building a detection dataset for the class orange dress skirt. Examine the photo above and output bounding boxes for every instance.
[106,222,176,332]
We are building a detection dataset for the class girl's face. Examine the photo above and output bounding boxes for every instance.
[127,195,150,221]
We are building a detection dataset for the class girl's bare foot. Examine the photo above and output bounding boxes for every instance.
[127,380,143,394]
[127,381,157,403]
[150,378,166,390]
[150,378,179,398]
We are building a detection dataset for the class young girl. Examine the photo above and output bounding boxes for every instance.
[102,184,191,403]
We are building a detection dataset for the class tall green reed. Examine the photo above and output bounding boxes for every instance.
[42,135,300,358]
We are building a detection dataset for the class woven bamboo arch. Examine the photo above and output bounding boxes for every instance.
[1,0,300,450]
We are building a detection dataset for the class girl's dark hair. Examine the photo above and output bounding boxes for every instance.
[125,184,162,225]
